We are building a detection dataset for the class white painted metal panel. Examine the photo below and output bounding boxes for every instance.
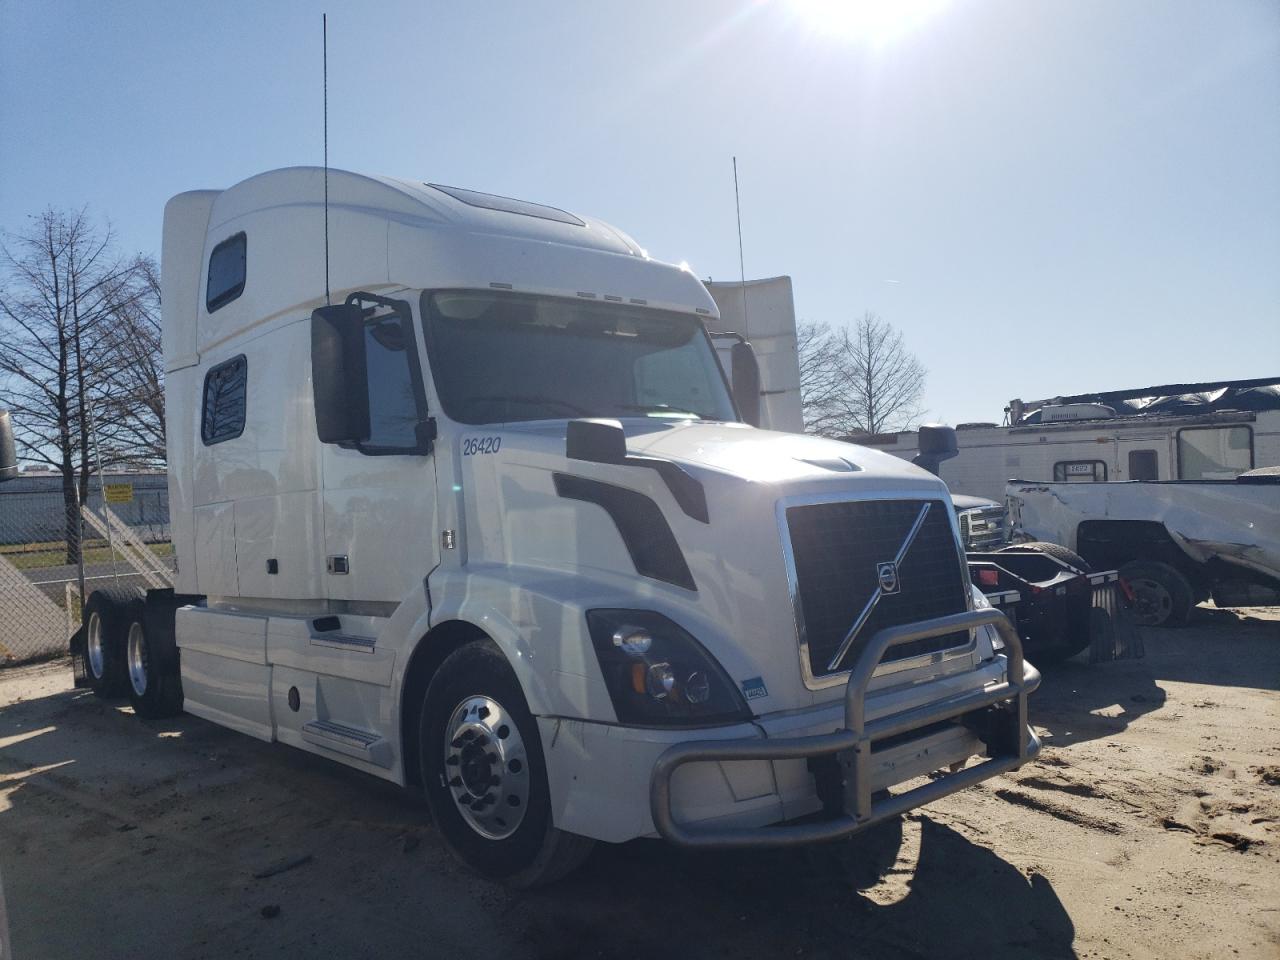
[178,646,272,742]
[192,502,238,597]
[705,277,805,434]
[175,606,267,664]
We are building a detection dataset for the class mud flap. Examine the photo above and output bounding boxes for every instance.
[1088,581,1145,663]
[69,624,90,687]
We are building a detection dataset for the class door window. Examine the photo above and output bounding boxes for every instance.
[1127,449,1159,481]
[1177,426,1253,479]
[344,296,429,454]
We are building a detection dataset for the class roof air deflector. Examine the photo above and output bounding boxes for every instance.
[426,183,585,227]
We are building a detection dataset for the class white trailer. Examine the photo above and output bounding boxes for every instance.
[60,168,1039,885]
[703,276,805,435]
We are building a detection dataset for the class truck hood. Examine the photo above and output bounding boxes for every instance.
[589,419,950,491]
[449,418,966,711]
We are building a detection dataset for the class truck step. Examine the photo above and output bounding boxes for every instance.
[301,719,392,768]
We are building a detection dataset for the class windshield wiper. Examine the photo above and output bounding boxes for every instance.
[465,394,593,417]
[614,403,711,420]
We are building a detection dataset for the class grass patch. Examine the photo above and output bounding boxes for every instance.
[0,540,173,571]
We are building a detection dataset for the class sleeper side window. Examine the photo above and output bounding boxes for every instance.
[1177,426,1253,479]
[1053,459,1106,482]
[355,297,428,454]
[201,355,248,445]
[1127,449,1159,481]
[206,233,247,312]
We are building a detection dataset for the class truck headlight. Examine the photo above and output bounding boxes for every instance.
[587,610,751,726]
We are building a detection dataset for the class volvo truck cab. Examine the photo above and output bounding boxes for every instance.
[78,169,1039,885]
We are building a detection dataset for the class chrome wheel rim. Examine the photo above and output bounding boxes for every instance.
[443,695,529,840]
[86,611,105,679]
[126,622,148,697]
[1130,577,1172,626]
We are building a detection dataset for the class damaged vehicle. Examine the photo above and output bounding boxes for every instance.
[1007,469,1280,626]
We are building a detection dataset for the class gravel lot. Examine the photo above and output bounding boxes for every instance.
[1,605,1277,960]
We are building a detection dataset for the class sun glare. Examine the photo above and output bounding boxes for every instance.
[787,0,950,45]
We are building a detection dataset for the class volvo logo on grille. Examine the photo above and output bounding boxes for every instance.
[876,561,901,595]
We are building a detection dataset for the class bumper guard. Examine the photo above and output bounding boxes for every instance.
[649,608,1041,848]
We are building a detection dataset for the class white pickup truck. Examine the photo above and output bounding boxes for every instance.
[38,168,1039,885]
[1008,470,1280,626]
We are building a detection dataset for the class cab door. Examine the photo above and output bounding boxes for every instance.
[320,293,438,606]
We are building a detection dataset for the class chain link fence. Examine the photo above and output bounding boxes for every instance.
[0,474,172,666]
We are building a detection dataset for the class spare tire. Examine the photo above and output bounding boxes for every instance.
[998,541,1091,574]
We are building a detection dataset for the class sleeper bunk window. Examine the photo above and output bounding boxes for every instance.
[201,355,248,445]
[206,232,247,312]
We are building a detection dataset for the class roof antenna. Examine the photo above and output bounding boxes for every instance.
[732,156,749,338]
[323,13,331,306]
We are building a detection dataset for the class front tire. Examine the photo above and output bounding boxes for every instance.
[419,641,593,887]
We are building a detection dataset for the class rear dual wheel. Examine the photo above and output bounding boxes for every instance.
[124,612,184,718]
[81,587,182,716]
[82,586,143,698]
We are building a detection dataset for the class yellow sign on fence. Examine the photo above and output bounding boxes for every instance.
[103,483,134,504]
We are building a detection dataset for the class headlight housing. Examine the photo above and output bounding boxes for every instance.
[970,584,1006,652]
[586,610,751,726]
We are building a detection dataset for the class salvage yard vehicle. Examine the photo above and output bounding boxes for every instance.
[966,545,1138,663]
[907,427,1136,664]
[70,168,1040,885]
[1008,470,1280,626]
[873,377,1280,502]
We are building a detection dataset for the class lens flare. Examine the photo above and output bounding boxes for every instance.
[787,0,950,45]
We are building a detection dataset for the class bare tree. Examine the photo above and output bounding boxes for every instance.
[0,209,160,562]
[798,312,926,437]
[796,320,846,436]
[98,254,165,466]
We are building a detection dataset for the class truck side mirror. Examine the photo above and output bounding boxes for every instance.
[912,424,959,476]
[0,410,17,483]
[311,304,370,445]
[731,340,762,427]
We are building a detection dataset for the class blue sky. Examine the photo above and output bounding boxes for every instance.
[2,0,1277,424]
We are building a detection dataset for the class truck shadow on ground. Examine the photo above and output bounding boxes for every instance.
[1,679,1078,960]
[1027,656,1166,750]
[1026,604,1278,750]
[1143,605,1280,689]
[518,815,1077,960]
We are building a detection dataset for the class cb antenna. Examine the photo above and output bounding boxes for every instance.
[732,156,749,338]
[323,13,331,305]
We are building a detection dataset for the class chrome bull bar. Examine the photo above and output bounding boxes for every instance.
[649,608,1042,848]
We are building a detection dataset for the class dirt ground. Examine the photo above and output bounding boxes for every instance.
[1,605,1277,960]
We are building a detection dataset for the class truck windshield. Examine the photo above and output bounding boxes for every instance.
[421,291,738,425]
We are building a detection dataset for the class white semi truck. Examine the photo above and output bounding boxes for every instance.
[42,168,1040,885]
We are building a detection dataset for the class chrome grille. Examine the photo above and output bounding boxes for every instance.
[784,498,971,680]
[959,505,1006,550]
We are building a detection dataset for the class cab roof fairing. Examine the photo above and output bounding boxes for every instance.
[171,168,718,358]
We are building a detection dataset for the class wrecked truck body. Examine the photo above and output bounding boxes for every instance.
[1007,471,1280,626]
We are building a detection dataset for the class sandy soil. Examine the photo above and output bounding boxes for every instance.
[1,605,1276,960]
